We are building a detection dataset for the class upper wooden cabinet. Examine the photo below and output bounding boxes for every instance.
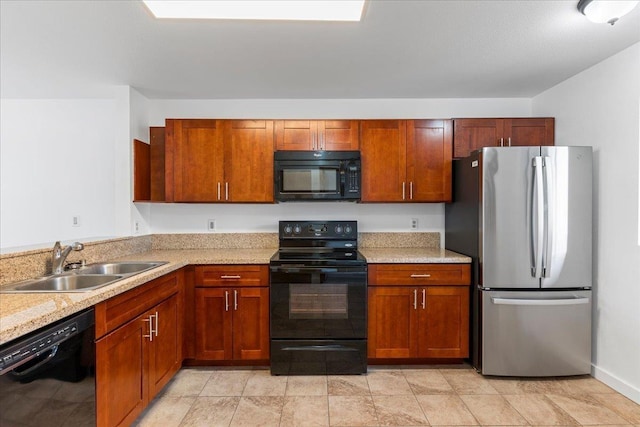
[275,120,359,151]
[360,119,452,202]
[453,117,554,158]
[165,119,274,202]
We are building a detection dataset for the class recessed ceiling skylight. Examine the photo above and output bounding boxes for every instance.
[142,0,366,22]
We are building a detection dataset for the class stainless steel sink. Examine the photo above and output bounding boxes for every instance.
[2,274,124,293]
[74,261,166,275]
[1,261,168,293]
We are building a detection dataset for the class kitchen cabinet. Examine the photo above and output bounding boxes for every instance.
[275,120,359,151]
[367,264,470,360]
[95,271,183,427]
[453,117,554,158]
[194,265,270,362]
[360,119,452,202]
[165,119,274,202]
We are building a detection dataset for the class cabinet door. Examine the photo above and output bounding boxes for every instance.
[407,119,453,202]
[318,120,359,151]
[166,119,224,202]
[453,118,504,159]
[503,118,554,147]
[367,286,418,358]
[418,287,469,358]
[360,120,407,202]
[232,287,270,360]
[224,120,274,202]
[195,288,233,360]
[148,294,182,399]
[96,316,148,427]
[275,120,317,150]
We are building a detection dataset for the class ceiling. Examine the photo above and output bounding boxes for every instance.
[1,0,639,99]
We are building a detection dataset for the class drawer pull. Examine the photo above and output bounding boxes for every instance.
[221,275,242,279]
[410,274,431,278]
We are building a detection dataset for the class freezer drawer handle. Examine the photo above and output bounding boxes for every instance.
[491,297,589,306]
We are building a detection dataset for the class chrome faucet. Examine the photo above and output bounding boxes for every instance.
[52,241,84,274]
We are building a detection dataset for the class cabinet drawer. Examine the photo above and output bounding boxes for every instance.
[368,264,470,286]
[195,265,268,287]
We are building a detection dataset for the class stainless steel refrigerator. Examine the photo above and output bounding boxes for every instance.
[445,146,592,377]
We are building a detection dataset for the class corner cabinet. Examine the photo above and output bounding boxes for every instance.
[360,119,452,202]
[165,119,274,202]
[453,117,554,158]
[367,264,470,360]
[275,120,359,151]
[95,270,183,427]
[194,265,270,362]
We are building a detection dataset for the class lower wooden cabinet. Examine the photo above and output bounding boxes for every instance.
[95,271,182,427]
[367,264,470,360]
[194,265,270,362]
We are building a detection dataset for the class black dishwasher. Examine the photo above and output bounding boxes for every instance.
[0,308,96,426]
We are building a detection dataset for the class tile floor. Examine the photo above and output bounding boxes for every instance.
[134,366,640,427]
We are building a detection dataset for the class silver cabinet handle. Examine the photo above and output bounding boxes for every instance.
[143,314,155,341]
[508,137,512,147]
[224,291,229,311]
[499,137,504,147]
[410,182,413,200]
[422,289,426,309]
[234,290,238,311]
[217,182,221,201]
[221,275,241,279]
[154,311,159,337]
[413,289,417,310]
[225,182,229,201]
[402,182,406,200]
[410,274,431,278]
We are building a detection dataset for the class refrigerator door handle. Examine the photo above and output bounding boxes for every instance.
[542,156,552,278]
[491,297,590,306]
[531,156,545,278]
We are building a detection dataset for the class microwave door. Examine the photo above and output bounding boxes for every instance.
[279,166,341,198]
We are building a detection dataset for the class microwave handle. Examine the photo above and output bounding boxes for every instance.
[340,166,346,196]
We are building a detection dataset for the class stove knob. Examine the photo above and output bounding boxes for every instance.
[335,225,343,234]
[344,225,352,234]
[293,225,302,234]
[283,225,293,234]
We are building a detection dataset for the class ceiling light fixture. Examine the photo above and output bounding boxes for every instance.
[142,0,366,22]
[577,0,639,25]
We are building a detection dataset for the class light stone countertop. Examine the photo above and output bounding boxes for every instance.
[0,246,470,345]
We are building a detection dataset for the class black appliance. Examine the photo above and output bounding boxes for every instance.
[0,308,95,426]
[274,151,361,202]
[270,220,367,375]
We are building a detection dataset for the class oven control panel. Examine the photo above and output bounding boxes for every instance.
[279,221,357,239]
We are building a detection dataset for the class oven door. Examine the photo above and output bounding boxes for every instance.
[270,265,367,339]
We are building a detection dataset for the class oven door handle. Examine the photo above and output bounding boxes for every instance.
[281,345,359,352]
[270,267,340,273]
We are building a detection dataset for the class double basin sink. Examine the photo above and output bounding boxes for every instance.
[1,261,167,293]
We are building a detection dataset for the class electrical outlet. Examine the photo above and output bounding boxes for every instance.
[134,221,140,233]
[410,218,418,229]
[72,215,81,227]
[207,219,216,231]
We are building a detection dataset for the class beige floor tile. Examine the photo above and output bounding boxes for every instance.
[200,370,252,396]
[179,396,240,427]
[460,394,528,425]
[372,394,429,426]
[135,396,195,427]
[442,370,499,395]
[163,368,213,397]
[545,393,630,425]
[503,394,579,425]
[416,394,478,426]
[280,396,329,426]
[229,396,284,427]
[328,375,370,396]
[328,395,378,426]
[559,376,617,394]
[404,369,455,394]
[590,393,640,423]
[286,375,328,396]
[367,370,414,395]
[242,370,288,396]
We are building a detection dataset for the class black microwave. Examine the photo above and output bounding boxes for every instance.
[274,151,361,202]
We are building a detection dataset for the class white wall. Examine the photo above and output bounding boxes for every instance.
[147,97,532,235]
[533,42,640,403]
